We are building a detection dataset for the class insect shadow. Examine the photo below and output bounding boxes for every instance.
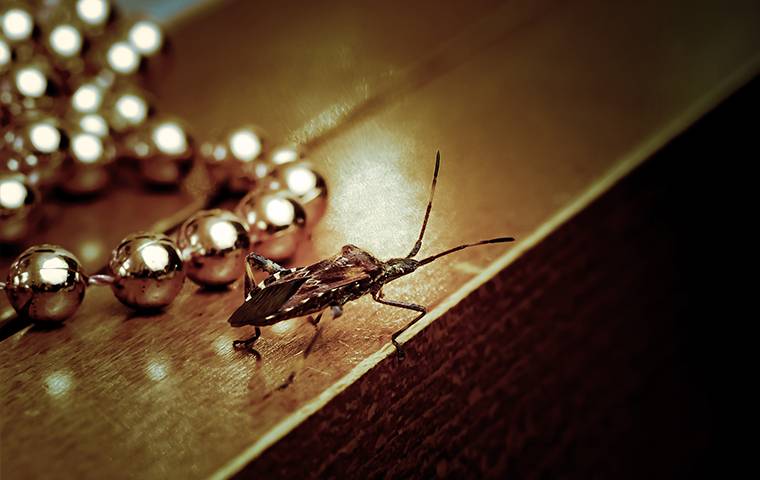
[227,151,515,369]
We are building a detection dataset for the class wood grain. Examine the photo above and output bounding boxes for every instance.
[2,0,759,478]
[239,90,746,477]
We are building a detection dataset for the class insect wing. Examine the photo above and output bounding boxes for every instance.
[228,276,308,326]
[280,265,371,309]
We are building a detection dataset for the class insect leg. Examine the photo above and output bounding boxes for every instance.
[244,253,283,298]
[273,312,325,394]
[303,312,324,359]
[232,326,262,360]
[372,290,427,360]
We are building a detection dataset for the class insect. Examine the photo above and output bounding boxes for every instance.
[228,151,514,359]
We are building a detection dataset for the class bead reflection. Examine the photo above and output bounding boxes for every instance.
[5,245,87,322]
[107,42,139,74]
[63,126,115,195]
[0,173,40,243]
[140,244,170,271]
[76,0,110,26]
[79,113,109,137]
[2,8,33,42]
[15,67,47,98]
[264,197,295,227]
[128,20,162,56]
[152,121,186,154]
[72,83,103,113]
[270,144,302,165]
[177,209,250,287]
[29,122,61,153]
[71,133,103,163]
[0,178,26,209]
[45,371,73,398]
[284,166,317,196]
[115,93,147,125]
[208,221,238,249]
[39,256,69,284]
[229,128,262,161]
[109,232,185,309]
[276,162,328,223]
[0,39,10,68]
[49,25,83,58]
[236,192,306,261]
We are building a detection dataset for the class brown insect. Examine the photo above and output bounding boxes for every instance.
[228,152,514,359]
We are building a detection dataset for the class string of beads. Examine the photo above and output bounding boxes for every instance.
[1,0,328,323]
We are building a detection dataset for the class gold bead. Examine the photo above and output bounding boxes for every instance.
[104,84,152,133]
[272,161,328,225]
[177,209,250,287]
[201,125,269,193]
[2,58,64,114]
[70,80,107,116]
[235,191,306,261]
[0,171,41,243]
[0,4,36,65]
[109,232,185,309]
[1,113,69,188]
[59,128,116,196]
[40,15,87,75]
[4,244,87,323]
[122,117,193,186]
[1,4,35,45]
[0,37,12,75]
[100,38,143,77]
[268,143,305,166]
[123,18,164,59]
[73,0,114,34]
[65,110,111,138]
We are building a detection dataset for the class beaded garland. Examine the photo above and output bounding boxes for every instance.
[0,0,328,323]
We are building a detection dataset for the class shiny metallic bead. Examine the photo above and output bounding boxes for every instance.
[0,171,41,243]
[123,117,193,186]
[1,113,69,188]
[65,109,111,138]
[40,16,87,75]
[235,191,306,261]
[177,209,250,287]
[1,4,35,45]
[109,232,185,309]
[268,143,306,166]
[104,85,152,133]
[0,37,12,75]
[4,244,87,322]
[59,128,115,195]
[124,18,164,59]
[73,0,114,34]
[271,161,328,225]
[70,80,106,115]
[202,125,269,193]
[1,58,64,114]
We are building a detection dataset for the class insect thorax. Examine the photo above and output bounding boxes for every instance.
[378,257,419,285]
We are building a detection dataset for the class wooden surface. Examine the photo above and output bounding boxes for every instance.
[241,81,758,476]
[2,0,759,478]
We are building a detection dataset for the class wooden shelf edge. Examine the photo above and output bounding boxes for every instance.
[210,52,760,480]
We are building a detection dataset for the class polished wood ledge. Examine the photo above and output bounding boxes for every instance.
[1,0,759,478]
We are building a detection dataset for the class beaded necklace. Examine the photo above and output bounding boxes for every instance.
[1,0,327,324]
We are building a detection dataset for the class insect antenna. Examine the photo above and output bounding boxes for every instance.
[418,237,515,266]
[406,151,441,258]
